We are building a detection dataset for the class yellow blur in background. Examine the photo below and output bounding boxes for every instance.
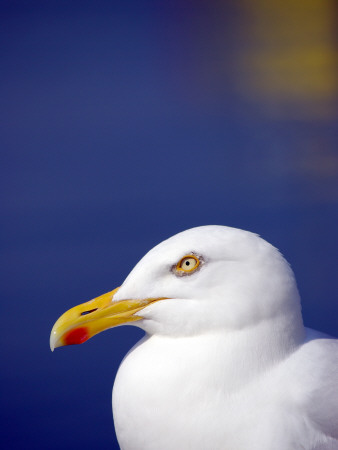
[238,0,337,120]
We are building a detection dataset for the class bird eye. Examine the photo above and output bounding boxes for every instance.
[176,255,200,273]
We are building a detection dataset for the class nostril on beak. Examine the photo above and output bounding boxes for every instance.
[80,308,98,316]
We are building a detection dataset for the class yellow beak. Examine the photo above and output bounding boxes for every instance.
[50,287,167,351]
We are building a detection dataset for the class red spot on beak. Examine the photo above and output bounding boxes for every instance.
[64,327,89,346]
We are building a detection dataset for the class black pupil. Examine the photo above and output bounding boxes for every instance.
[186,261,190,266]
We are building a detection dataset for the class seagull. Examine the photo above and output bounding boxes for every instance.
[50,225,338,450]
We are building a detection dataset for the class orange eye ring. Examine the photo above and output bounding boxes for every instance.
[176,255,200,273]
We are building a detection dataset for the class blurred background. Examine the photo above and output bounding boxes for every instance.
[1,0,337,449]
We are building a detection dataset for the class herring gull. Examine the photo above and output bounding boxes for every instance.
[50,225,338,449]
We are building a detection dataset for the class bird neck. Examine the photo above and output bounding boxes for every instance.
[142,309,305,393]
[220,311,305,385]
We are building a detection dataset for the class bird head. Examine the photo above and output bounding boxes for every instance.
[50,225,302,349]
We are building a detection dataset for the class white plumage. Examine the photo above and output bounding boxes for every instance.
[111,226,337,450]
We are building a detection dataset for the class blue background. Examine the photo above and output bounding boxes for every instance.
[1,1,337,449]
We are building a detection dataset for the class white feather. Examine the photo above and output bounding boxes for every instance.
[111,226,337,450]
